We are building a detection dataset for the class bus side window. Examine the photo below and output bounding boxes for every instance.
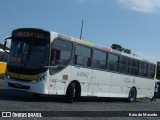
[139,62,147,77]
[51,39,72,66]
[92,49,107,70]
[74,45,91,67]
[50,39,73,75]
[118,56,130,74]
[107,53,119,72]
[147,64,155,79]
[129,59,139,76]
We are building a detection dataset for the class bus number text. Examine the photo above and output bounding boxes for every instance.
[77,71,89,78]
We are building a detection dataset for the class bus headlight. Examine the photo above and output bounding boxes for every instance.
[6,75,10,79]
[32,76,46,83]
[5,72,10,79]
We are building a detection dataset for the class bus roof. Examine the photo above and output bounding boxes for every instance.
[52,31,156,64]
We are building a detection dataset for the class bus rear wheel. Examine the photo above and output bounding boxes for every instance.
[66,83,75,103]
[128,87,137,103]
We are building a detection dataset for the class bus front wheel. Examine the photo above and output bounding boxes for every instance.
[66,83,75,103]
[128,87,137,103]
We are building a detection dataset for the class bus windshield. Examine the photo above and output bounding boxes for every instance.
[8,39,49,69]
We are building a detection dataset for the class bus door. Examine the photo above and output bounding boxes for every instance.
[72,44,92,96]
[72,66,91,96]
[90,49,111,97]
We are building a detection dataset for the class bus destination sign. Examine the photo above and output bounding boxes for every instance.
[14,32,46,39]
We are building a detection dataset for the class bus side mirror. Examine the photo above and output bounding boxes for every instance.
[4,37,11,54]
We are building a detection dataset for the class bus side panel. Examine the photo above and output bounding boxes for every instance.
[49,66,73,95]
[133,77,154,98]
[48,79,66,95]
[128,76,144,98]
[143,79,155,98]
[91,70,111,97]
[49,65,93,96]
[137,78,146,98]
[110,73,129,98]
[71,66,92,96]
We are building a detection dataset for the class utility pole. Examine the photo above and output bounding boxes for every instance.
[80,20,84,40]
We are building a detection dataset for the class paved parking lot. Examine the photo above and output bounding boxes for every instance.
[0,79,160,120]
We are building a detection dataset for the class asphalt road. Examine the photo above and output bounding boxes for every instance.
[0,79,160,120]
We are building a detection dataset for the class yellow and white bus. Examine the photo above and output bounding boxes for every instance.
[3,28,157,103]
[0,48,8,74]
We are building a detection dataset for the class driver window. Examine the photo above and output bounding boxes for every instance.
[50,39,73,74]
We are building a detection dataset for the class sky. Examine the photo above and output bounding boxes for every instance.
[0,0,160,61]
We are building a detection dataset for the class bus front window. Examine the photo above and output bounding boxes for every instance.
[8,40,49,69]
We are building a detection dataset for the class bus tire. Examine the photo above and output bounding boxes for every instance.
[128,87,137,103]
[74,82,81,101]
[66,83,75,103]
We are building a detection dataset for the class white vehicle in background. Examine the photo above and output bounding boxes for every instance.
[3,28,157,103]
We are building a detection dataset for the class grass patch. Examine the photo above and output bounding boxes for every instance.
[0,73,5,79]
[138,97,146,100]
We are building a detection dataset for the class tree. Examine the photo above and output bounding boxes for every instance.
[0,43,9,50]
[111,44,122,52]
[111,44,131,54]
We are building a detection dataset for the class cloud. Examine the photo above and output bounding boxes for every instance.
[118,0,160,13]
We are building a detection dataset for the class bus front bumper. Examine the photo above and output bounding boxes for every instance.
[3,76,48,94]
